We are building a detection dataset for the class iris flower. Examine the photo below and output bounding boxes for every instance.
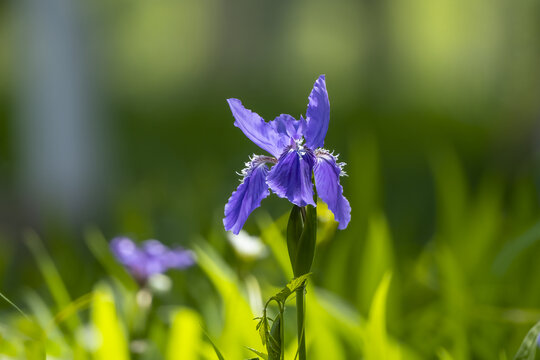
[224,75,351,234]
[110,237,195,284]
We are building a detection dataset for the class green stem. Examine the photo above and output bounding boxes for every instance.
[296,284,306,360]
[280,304,285,360]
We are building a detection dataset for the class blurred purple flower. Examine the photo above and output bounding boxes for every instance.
[224,75,351,234]
[110,237,195,284]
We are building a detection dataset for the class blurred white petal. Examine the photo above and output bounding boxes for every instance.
[226,230,267,259]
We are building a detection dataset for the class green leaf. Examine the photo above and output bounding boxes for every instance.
[493,220,540,275]
[53,292,94,328]
[267,316,281,360]
[437,348,455,360]
[24,231,80,332]
[203,330,226,360]
[0,291,29,320]
[91,283,130,360]
[84,227,138,291]
[364,272,395,360]
[166,307,202,360]
[194,241,260,358]
[247,347,268,360]
[287,273,311,292]
[513,320,540,360]
[257,315,270,347]
[24,340,45,360]
[358,213,394,313]
[272,273,312,304]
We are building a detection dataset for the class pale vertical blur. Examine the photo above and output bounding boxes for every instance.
[13,0,104,221]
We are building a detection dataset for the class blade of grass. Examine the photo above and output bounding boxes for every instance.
[24,230,80,331]
[493,220,540,275]
[166,307,202,360]
[193,239,261,359]
[84,227,138,291]
[91,282,129,360]
[0,291,29,320]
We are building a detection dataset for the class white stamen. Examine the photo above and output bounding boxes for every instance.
[236,154,277,180]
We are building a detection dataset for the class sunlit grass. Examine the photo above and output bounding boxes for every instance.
[1,147,539,359]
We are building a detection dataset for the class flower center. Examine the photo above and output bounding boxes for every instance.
[291,137,310,158]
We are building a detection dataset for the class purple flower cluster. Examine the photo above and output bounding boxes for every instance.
[224,75,351,234]
[110,237,195,284]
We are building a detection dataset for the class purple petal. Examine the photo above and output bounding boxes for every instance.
[224,158,270,234]
[163,248,196,269]
[270,114,306,143]
[227,99,286,157]
[110,237,141,265]
[142,239,168,257]
[142,258,166,277]
[314,150,351,229]
[141,240,195,271]
[267,146,316,207]
[304,75,330,149]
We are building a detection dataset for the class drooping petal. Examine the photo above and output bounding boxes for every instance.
[163,248,196,269]
[224,158,271,234]
[267,146,316,207]
[270,114,306,143]
[141,240,194,270]
[314,150,351,229]
[227,99,286,157]
[304,75,330,149]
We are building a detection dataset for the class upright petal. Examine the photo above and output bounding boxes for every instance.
[304,75,330,149]
[267,146,316,207]
[270,114,306,143]
[224,158,270,234]
[227,99,286,157]
[110,237,142,266]
[314,150,351,229]
[142,239,168,257]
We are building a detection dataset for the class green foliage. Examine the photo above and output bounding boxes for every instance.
[84,228,138,292]
[272,274,312,305]
[513,321,540,360]
[194,240,262,359]
[358,213,394,314]
[1,142,540,360]
[268,316,281,360]
[3,0,540,357]
[91,283,130,360]
[166,308,202,360]
[493,220,540,275]
[247,346,268,360]
[363,273,406,360]
[256,273,311,360]
[24,231,80,331]
[203,331,226,360]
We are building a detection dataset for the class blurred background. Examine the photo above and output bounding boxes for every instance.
[1,0,540,358]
